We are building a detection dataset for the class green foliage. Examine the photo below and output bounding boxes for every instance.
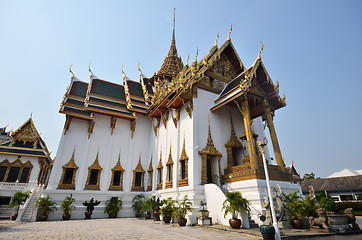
[36,195,57,216]
[8,191,31,216]
[104,198,122,214]
[222,191,250,219]
[357,195,362,201]
[318,194,337,212]
[159,197,176,218]
[282,191,304,220]
[301,195,318,218]
[175,195,193,218]
[60,194,76,215]
[336,201,362,211]
[131,194,145,214]
[141,197,154,214]
[303,172,320,180]
[82,198,100,212]
[199,201,208,212]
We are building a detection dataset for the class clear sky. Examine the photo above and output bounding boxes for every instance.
[1,0,361,178]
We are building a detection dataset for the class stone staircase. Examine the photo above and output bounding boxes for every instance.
[17,184,44,222]
[249,217,259,228]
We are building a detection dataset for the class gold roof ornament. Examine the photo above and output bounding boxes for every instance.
[214,30,219,47]
[69,64,74,79]
[88,62,93,78]
[134,153,145,173]
[257,41,264,60]
[194,47,199,63]
[227,23,232,41]
[186,53,190,66]
[207,117,214,147]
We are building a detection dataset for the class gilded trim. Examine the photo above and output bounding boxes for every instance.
[57,148,78,190]
[84,151,103,190]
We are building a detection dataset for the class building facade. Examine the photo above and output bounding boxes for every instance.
[45,20,301,224]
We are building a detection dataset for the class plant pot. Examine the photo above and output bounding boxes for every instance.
[135,212,142,218]
[144,213,151,219]
[153,211,160,221]
[62,214,71,220]
[260,225,275,239]
[178,218,187,226]
[11,215,18,221]
[291,219,303,229]
[38,215,48,221]
[163,216,171,223]
[85,211,92,219]
[229,218,241,229]
[198,211,209,218]
[109,213,117,218]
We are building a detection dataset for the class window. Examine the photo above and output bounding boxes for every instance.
[147,159,153,191]
[178,137,189,187]
[165,146,173,189]
[157,169,162,184]
[167,165,172,182]
[19,167,30,183]
[84,152,103,191]
[6,167,20,182]
[135,172,142,186]
[180,160,186,180]
[131,156,145,191]
[108,155,125,191]
[0,166,7,182]
[156,151,163,190]
[58,149,78,190]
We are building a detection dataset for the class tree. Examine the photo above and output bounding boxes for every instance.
[303,172,320,180]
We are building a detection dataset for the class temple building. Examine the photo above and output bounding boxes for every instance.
[0,118,53,219]
[43,16,302,224]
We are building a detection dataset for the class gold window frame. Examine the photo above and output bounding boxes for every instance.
[178,137,189,187]
[156,150,163,190]
[131,155,145,191]
[108,154,125,191]
[57,149,78,190]
[84,152,103,190]
[165,146,173,189]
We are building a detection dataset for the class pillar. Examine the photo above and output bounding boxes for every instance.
[240,97,257,170]
[265,102,285,169]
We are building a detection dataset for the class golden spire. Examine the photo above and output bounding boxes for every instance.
[227,23,232,41]
[207,117,214,146]
[194,47,198,63]
[214,30,219,47]
[257,42,264,60]
[69,64,74,79]
[168,8,177,57]
[88,62,93,78]
[186,53,190,66]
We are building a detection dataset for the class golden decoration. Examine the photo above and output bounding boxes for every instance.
[69,64,74,79]
[227,23,232,41]
[57,147,78,190]
[108,153,125,191]
[0,159,33,183]
[156,149,163,190]
[10,118,40,148]
[160,110,169,128]
[178,135,189,187]
[151,117,160,136]
[84,151,103,190]
[88,62,93,78]
[139,64,150,102]
[214,30,219,47]
[257,41,263,60]
[110,116,117,135]
[147,156,153,191]
[130,120,136,138]
[181,98,193,118]
[63,115,72,135]
[165,145,173,189]
[224,117,243,170]
[170,108,180,128]
[131,154,145,191]
[88,120,95,139]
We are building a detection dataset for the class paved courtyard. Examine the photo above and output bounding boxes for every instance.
[0,218,253,240]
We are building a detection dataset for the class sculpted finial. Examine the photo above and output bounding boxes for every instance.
[258,42,264,60]
[186,53,190,66]
[227,23,232,41]
[194,48,198,63]
[88,62,93,77]
[258,137,268,155]
[69,64,74,79]
[214,30,219,46]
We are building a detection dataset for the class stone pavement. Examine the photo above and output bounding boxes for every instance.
[0,218,252,240]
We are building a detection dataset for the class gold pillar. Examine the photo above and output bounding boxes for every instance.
[201,154,207,184]
[265,103,285,169]
[240,97,257,170]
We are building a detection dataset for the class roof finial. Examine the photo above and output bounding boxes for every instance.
[214,30,219,47]
[167,8,177,57]
[194,47,198,63]
[69,64,74,79]
[186,53,190,66]
[173,8,175,32]
[30,112,33,119]
[88,62,93,77]
[227,23,232,41]
[258,41,264,60]
[138,63,142,76]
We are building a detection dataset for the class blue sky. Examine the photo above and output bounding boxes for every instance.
[1,0,361,178]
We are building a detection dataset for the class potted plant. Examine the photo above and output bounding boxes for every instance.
[104,197,122,218]
[36,195,57,221]
[60,194,76,220]
[282,190,304,228]
[175,195,193,226]
[142,197,153,219]
[159,197,176,223]
[199,201,209,218]
[82,198,100,219]
[222,191,250,229]
[132,194,145,218]
[151,196,162,221]
[8,191,31,220]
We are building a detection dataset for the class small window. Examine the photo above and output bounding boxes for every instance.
[19,167,30,183]
[0,166,7,182]
[180,160,186,180]
[135,172,142,187]
[88,169,99,185]
[157,169,162,184]
[112,171,122,186]
[6,167,20,182]
[62,168,75,184]
[167,165,171,182]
